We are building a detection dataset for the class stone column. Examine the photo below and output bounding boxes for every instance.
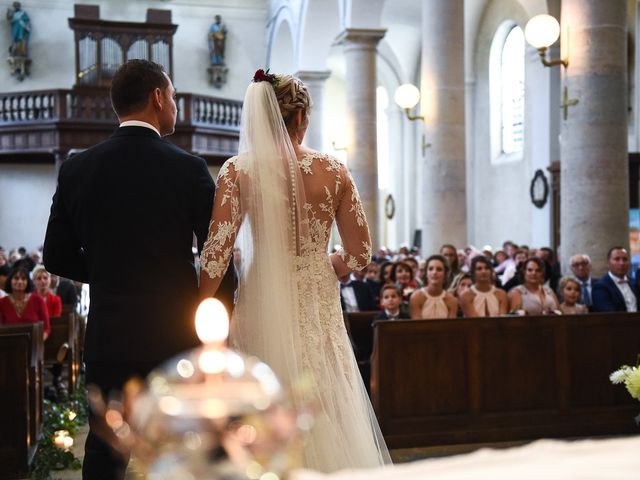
[386,103,405,248]
[560,1,628,275]
[420,0,467,254]
[295,70,331,151]
[336,28,386,248]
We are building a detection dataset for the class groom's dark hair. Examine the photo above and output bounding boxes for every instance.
[110,59,169,118]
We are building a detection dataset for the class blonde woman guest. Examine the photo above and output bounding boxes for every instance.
[32,265,62,318]
[461,256,508,317]
[409,255,458,319]
[448,272,472,317]
[508,257,560,315]
[558,276,589,314]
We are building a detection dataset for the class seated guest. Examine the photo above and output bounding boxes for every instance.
[558,276,589,314]
[448,272,472,317]
[536,247,560,292]
[377,260,393,286]
[374,284,410,320]
[33,265,62,318]
[363,262,382,305]
[440,244,461,287]
[340,273,378,313]
[390,260,418,304]
[461,256,508,317]
[403,257,421,286]
[0,264,9,297]
[592,246,640,312]
[501,249,528,289]
[569,253,597,309]
[508,257,560,315]
[50,274,80,309]
[0,266,50,338]
[493,249,507,268]
[409,255,458,319]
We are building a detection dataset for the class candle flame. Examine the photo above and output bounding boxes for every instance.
[195,298,229,344]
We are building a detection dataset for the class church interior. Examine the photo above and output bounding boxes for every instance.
[1,0,640,479]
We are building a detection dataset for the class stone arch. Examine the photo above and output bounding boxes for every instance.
[297,0,341,70]
[269,17,296,74]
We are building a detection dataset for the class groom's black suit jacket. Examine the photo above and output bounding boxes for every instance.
[43,126,235,366]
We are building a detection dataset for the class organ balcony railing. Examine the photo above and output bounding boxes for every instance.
[0,88,242,164]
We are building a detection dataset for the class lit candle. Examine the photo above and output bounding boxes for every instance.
[53,430,69,449]
[195,298,229,346]
[63,436,74,449]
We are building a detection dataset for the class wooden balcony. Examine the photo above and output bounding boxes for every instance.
[0,88,241,165]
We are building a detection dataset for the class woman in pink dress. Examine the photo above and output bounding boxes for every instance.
[409,255,458,319]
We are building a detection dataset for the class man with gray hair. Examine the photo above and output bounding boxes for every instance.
[569,253,597,309]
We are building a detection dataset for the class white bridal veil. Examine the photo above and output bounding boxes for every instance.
[229,80,310,390]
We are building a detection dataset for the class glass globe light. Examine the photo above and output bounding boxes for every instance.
[525,14,560,49]
[394,83,421,110]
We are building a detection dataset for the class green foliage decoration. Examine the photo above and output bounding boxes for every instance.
[31,378,88,480]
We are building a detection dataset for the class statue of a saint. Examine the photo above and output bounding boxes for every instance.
[208,15,227,66]
[6,1,31,56]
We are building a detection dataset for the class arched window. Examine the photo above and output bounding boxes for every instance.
[490,23,525,162]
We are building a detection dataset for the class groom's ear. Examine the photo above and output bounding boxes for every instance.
[150,88,163,110]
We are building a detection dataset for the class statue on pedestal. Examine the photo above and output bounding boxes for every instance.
[207,15,228,88]
[6,1,31,80]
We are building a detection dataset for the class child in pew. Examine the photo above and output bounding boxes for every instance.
[374,284,410,321]
[558,276,589,315]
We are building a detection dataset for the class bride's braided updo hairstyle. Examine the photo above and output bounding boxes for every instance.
[272,75,313,129]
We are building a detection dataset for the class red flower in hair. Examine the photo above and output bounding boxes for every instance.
[253,68,278,86]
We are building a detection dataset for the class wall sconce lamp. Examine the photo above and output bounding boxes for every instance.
[394,83,431,155]
[524,14,568,68]
[394,84,424,121]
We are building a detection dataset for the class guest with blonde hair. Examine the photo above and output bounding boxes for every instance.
[558,276,588,314]
[32,265,62,318]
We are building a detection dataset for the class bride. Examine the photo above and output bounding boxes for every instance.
[199,69,391,472]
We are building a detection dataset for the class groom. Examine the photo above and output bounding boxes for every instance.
[43,60,234,480]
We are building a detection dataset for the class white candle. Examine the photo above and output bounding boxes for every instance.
[53,430,68,449]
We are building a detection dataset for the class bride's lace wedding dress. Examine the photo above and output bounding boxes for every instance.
[201,148,391,472]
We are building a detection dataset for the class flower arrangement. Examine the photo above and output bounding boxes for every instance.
[610,355,640,426]
[253,68,278,86]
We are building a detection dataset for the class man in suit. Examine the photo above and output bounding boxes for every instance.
[43,60,234,480]
[592,247,639,313]
[340,270,378,312]
[569,253,597,310]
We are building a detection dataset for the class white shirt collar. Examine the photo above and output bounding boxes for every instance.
[608,271,628,283]
[119,120,160,137]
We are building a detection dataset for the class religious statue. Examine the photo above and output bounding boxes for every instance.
[207,14,228,88]
[208,15,227,66]
[6,1,32,80]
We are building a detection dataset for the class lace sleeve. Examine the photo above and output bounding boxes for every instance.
[200,158,242,281]
[334,167,372,271]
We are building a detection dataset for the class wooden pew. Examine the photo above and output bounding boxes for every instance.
[44,310,79,393]
[344,311,379,390]
[370,313,640,449]
[0,322,44,479]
